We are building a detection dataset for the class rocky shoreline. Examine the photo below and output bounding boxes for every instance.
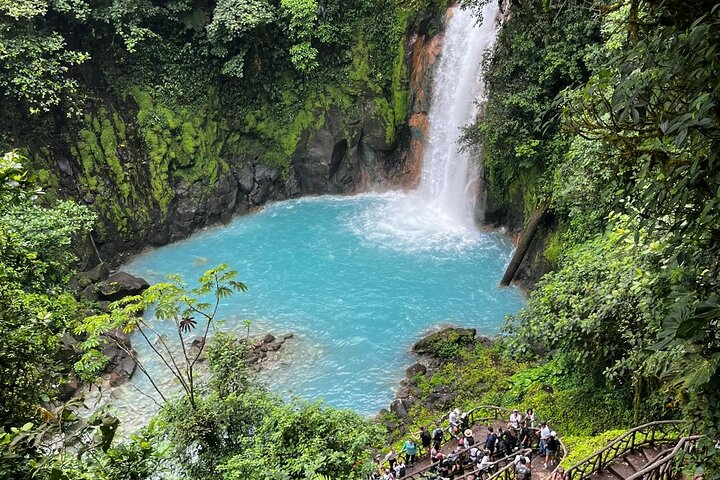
[378,326,495,436]
[63,265,294,402]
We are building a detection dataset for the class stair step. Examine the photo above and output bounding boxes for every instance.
[589,470,624,480]
[625,452,648,472]
[606,459,637,479]
[641,446,663,464]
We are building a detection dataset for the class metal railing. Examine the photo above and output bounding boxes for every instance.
[563,420,689,480]
[625,435,702,480]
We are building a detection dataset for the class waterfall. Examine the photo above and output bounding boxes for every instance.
[356,3,499,251]
[416,3,499,228]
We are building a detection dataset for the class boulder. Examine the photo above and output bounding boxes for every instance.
[101,329,137,386]
[405,362,427,379]
[98,272,150,302]
[412,326,477,358]
[58,378,80,401]
[80,284,99,302]
[390,399,408,419]
[261,333,276,344]
[188,337,207,362]
[86,262,111,283]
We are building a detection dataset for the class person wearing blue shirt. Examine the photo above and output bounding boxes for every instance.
[400,438,418,466]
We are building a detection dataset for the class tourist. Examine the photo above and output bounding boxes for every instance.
[496,430,513,457]
[464,428,475,447]
[519,423,532,449]
[432,446,445,464]
[539,421,551,455]
[433,424,445,450]
[504,425,518,449]
[478,448,493,473]
[420,425,432,458]
[400,438,418,466]
[469,445,480,464]
[394,461,406,478]
[385,447,397,469]
[544,431,559,469]
[447,453,464,478]
[484,427,497,454]
[380,467,395,480]
[509,409,523,430]
[515,457,531,480]
[525,408,536,428]
[449,408,462,438]
[460,410,470,431]
[514,453,531,466]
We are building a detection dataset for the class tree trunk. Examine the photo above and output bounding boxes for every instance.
[500,200,550,286]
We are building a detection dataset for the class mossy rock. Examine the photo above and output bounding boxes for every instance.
[412,327,477,359]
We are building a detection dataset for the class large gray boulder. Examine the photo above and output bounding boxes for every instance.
[98,272,150,302]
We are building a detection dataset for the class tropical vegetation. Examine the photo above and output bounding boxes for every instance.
[1,0,719,478]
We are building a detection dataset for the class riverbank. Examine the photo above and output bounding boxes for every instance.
[379,326,636,453]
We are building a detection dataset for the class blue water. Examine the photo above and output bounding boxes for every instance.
[122,193,525,415]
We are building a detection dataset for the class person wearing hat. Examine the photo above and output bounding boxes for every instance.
[464,428,475,447]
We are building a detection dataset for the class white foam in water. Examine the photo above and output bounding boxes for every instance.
[355,4,499,251]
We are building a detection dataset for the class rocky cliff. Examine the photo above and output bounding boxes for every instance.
[31,18,444,268]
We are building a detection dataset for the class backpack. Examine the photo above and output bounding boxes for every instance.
[433,427,444,441]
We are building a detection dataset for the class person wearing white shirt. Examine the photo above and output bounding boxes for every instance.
[539,422,551,455]
[509,409,523,430]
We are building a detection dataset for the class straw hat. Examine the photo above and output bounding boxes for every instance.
[464,429,473,437]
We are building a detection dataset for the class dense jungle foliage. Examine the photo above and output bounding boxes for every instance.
[0,0,448,247]
[463,0,720,474]
[2,0,720,478]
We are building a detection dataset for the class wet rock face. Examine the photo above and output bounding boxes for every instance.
[291,106,400,195]
[51,13,443,267]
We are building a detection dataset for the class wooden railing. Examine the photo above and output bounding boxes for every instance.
[459,448,533,480]
[563,420,689,480]
[625,435,702,480]
[394,405,567,480]
[484,440,568,480]
[400,405,513,480]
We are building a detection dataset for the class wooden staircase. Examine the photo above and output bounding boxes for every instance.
[390,405,567,480]
[588,445,665,480]
[378,408,698,480]
[562,421,700,480]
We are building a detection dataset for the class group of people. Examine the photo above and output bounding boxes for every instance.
[372,407,562,480]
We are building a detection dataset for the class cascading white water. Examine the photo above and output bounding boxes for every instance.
[355,3,500,251]
[416,3,498,227]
